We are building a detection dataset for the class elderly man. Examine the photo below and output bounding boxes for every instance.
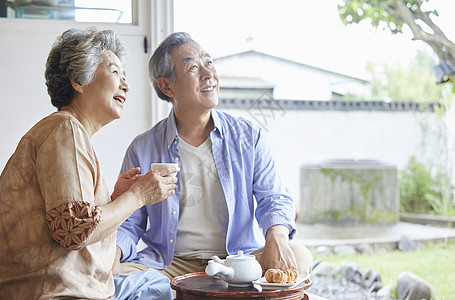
[114,32,313,279]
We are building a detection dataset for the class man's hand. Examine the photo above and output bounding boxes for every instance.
[259,225,298,273]
[112,246,123,275]
[111,167,141,201]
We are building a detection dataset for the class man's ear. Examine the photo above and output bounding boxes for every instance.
[70,79,83,94]
[157,77,174,98]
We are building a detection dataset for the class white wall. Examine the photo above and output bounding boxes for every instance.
[0,0,174,190]
[0,29,152,191]
[1,29,56,162]
[219,107,429,211]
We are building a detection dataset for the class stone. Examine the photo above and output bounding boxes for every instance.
[376,284,394,298]
[314,245,332,255]
[312,261,336,277]
[398,235,421,252]
[333,245,357,256]
[307,262,394,300]
[336,261,362,284]
[312,258,323,270]
[356,243,374,254]
[397,271,435,300]
[363,269,382,291]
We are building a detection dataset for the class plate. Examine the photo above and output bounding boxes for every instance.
[252,273,311,290]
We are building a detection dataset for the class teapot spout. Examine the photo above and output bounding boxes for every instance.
[205,260,235,281]
[210,255,224,264]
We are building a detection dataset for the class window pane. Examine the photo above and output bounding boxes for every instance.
[74,0,131,23]
[1,0,132,23]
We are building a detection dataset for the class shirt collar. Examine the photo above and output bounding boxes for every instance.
[165,108,179,150]
[165,108,225,149]
[210,109,224,139]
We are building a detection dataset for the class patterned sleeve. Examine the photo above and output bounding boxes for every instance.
[46,201,102,250]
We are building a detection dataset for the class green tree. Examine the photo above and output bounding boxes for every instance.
[338,0,455,89]
[368,49,449,102]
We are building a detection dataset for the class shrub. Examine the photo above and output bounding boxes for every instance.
[399,156,455,216]
[399,156,434,213]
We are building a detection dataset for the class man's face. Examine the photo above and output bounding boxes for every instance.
[167,41,219,113]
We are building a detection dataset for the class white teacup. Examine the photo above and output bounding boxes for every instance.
[150,163,179,177]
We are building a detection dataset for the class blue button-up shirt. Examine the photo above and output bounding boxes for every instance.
[116,109,296,269]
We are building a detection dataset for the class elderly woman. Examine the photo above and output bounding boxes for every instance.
[0,28,178,299]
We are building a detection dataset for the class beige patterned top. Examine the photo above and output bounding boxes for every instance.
[0,111,116,299]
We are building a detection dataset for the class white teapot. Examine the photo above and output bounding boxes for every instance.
[205,250,262,287]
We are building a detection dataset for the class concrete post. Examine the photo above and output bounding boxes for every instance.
[299,159,399,225]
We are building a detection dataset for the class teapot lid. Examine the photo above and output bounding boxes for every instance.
[226,250,255,260]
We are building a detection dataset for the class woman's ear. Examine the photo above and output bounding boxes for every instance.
[157,77,174,98]
[70,79,83,94]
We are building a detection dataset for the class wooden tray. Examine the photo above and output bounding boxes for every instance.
[171,272,312,300]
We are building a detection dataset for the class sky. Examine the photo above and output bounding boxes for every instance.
[174,0,455,79]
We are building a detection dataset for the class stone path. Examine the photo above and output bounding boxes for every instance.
[294,221,455,248]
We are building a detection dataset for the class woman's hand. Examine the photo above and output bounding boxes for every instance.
[89,166,179,246]
[259,225,298,273]
[130,166,179,207]
[111,167,141,201]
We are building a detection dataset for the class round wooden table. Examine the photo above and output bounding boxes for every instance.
[171,272,312,300]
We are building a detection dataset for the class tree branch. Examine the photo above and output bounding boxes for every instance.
[387,0,455,69]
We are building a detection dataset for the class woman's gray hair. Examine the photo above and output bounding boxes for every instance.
[148,32,195,102]
[45,27,127,110]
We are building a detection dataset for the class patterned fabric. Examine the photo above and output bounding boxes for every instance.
[0,112,115,299]
[46,201,102,250]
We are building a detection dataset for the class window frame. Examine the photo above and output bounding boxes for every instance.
[0,0,144,36]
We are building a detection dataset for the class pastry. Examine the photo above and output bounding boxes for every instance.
[265,268,299,283]
[285,268,298,282]
[264,269,279,283]
[272,270,288,284]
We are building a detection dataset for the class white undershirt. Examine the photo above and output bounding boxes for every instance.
[173,137,228,259]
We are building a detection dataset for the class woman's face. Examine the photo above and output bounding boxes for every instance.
[80,50,129,126]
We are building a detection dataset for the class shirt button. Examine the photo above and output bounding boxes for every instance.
[165,265,168,268]
[174,141,177,144]
[172,211,176,215]
[175,157,179,162]
[170,239,174,243]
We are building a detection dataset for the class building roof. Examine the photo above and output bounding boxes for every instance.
[219,76,275,89]
[214,50,368,84]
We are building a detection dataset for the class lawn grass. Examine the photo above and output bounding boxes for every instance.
[311,239,455,299]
